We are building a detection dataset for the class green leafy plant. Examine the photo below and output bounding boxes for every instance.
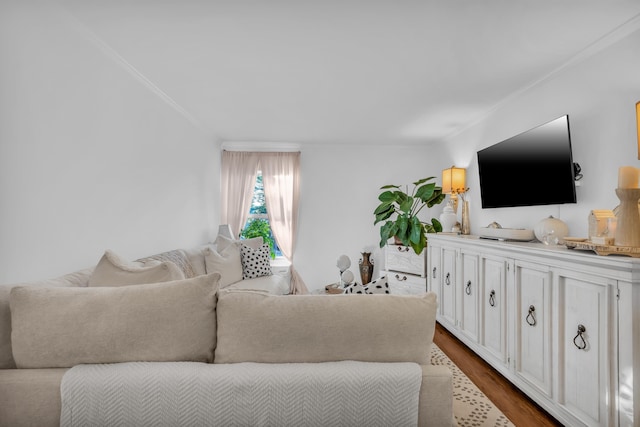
[374,176,446,255]
[241,218,276,259]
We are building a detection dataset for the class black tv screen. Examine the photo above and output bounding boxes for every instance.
[477,115,577,209]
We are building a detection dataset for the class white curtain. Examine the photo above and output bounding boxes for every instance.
[220,151,260,238]
[260,152,309,295]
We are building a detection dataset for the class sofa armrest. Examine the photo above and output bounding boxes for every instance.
[419,364,455,427]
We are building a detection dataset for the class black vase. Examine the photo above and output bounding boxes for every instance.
[359,252,374,285]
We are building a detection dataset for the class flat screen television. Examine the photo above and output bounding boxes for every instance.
[477,115,577,209]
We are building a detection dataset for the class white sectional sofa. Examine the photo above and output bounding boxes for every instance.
[0,240,454,426]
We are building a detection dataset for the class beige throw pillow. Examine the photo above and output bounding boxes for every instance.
[214,291,437,365]
[203,245,243,288]
[88,249,185,286]
[10,273,220,368]
[0,268,93,369]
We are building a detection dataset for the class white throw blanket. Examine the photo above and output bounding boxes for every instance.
[60,360,422,427]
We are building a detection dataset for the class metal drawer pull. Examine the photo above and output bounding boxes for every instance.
[445,272,450,286]
[397,246,410,252]
[395,274,407,281]
[573,324,587,350]
[432,267,437,279]
[465,280,472,295]
[489,290,496,307]
[526,305,537,326]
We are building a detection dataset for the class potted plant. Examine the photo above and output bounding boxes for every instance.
[373,176,446,255]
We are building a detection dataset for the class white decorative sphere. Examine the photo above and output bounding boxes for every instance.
[341,270,354,284]
[336,255,351,272]
[534,215,569,245]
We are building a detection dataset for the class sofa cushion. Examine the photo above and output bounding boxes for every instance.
[214,291,437,365]
[10,273,220,368]
[0,268,93,370]
[225,274,290,295]
[203,245,243,288]
[240,243,273,279]
[0,368,67,427]
[88,249,185,286]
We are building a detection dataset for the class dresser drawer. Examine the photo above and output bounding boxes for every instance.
[383,270,426,295]
[385,245,425,277]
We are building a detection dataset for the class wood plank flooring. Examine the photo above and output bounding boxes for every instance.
[433,322,564,427]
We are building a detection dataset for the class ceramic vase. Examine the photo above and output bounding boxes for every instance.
[359,252,374,285]
[614,188,640,247]
[440,204,458,233]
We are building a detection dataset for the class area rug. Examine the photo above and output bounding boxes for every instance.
[430,344,514,427]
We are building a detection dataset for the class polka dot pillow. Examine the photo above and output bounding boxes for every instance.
[344,282,366,294]
[240,243,273,279]
[364,276,390,294]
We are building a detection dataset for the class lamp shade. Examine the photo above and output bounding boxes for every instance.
[442,167,466,194]
[217,224,234,239]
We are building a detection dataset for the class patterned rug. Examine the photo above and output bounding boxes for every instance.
[430,344,514,427]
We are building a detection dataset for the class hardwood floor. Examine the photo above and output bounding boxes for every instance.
[433,322,564,427]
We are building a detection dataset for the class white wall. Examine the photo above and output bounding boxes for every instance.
[2,2,638,291]
[441,27,640,238]
[296,143,445,291]
[0,2,219,283]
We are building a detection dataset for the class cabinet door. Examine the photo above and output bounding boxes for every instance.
[460,251,479,343]
[440,247,457,328]
[514,261,552,398]
[556,272,614,426]
[481,255,507,364]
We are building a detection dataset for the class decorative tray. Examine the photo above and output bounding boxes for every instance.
[564,239,640,258]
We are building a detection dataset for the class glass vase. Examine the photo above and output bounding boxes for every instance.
[461,201,470,235]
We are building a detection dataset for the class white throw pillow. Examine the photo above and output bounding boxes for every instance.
[240,243,272,279]
[88,250,185,287]
[203,245,243,288]
[10,273,220,368]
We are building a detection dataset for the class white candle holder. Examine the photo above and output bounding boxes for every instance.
[614,188,640,247]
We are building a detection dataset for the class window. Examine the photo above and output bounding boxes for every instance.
[240,171,281,258]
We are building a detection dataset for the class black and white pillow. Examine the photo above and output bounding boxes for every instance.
[344,282,366,294]
[364,276,390,294]
[240,243,273,279]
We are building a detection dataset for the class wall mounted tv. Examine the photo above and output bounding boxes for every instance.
[476,115,577,209]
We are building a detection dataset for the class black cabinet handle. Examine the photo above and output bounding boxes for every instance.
[489,290,496,307]
[397,246,410,252]
[526,305,537,326]
[573,324,587,350]
[445,272,450,286]
[395,274,407,281]
[432,267,437,279]
[465,280,472,295]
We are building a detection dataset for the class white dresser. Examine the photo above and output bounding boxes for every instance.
[381,244,427,295]
[427,233,640,427]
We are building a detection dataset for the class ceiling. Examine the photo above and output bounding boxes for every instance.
[57,0,640,145]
